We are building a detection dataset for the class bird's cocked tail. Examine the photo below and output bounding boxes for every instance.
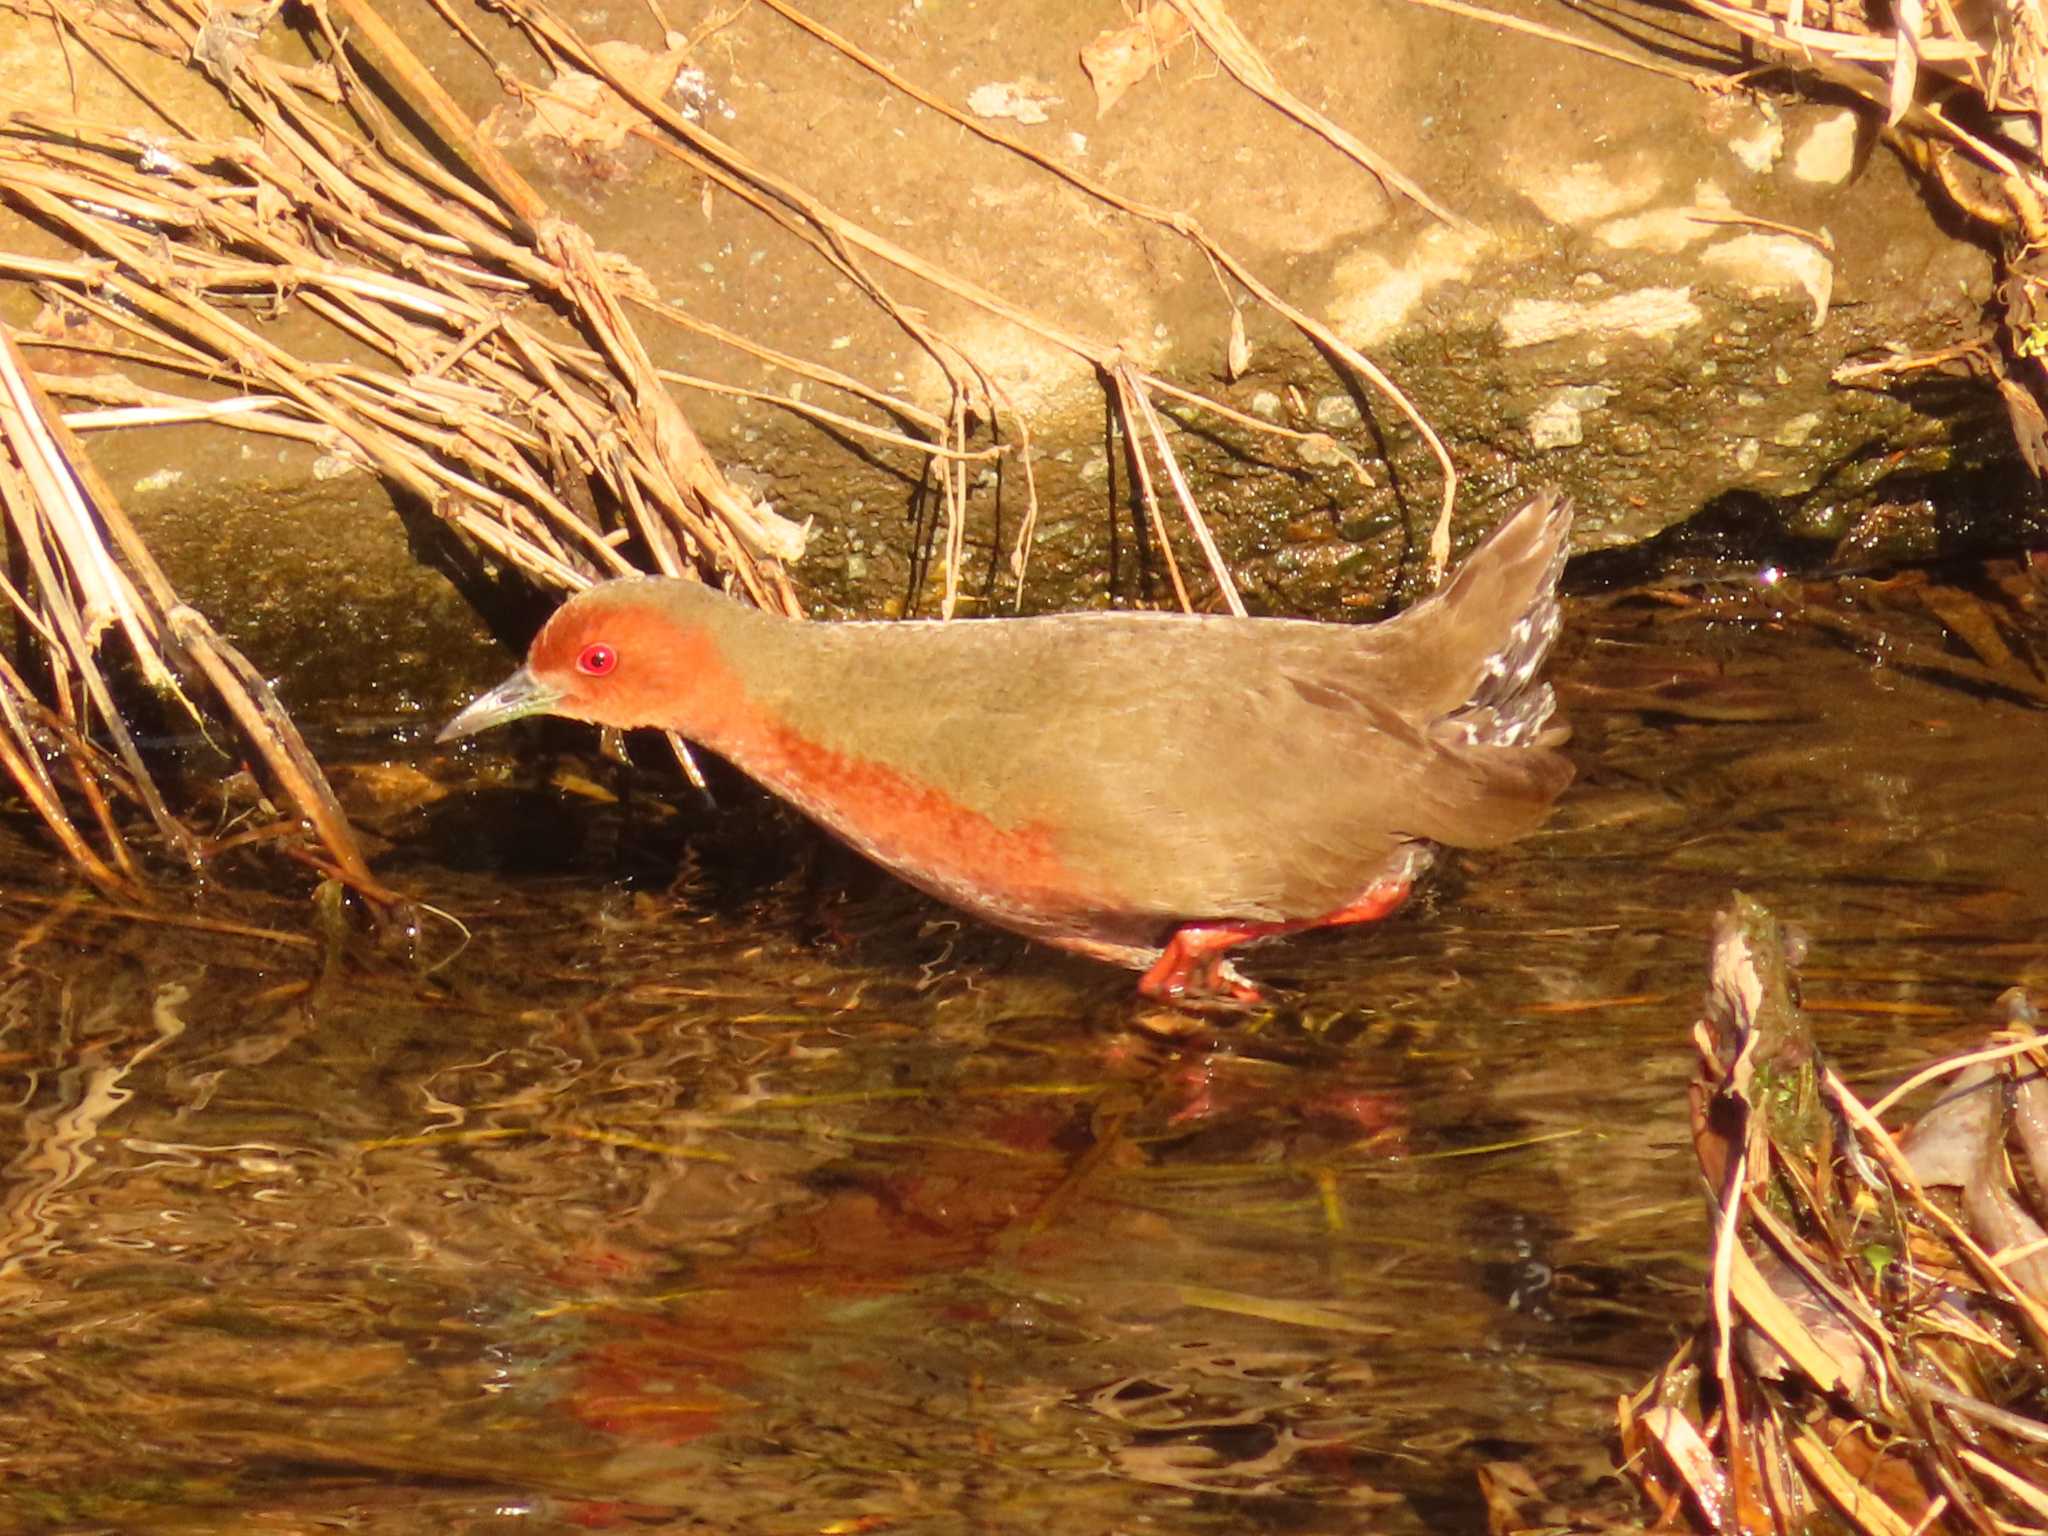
[1430,491,1570,751]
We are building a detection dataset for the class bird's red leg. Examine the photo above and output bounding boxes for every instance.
[1311,878,1412,929]
[1137,879,1414,1004]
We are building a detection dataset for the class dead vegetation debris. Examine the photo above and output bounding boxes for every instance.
[1672,0,2048,472]
[1619,893,2048,1535]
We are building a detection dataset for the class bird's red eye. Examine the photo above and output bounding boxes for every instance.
[576,643,618,677]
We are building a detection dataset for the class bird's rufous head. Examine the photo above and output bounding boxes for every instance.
[438,580,719,742]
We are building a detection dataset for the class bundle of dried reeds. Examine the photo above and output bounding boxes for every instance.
[0,314,383,898]
[1622,894,2048,1535]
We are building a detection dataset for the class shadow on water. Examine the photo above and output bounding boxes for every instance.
[2,561,2046,1533]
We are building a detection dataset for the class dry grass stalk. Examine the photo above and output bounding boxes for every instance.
[1619,893,2048,1536]
[746,0,1448,582]
[0,0,793,874]
[1107,364,1195,613]
[1165,0,1470,234]
[1118,364,1247,616]
[1388,0,1717,84]
[4,0,815,609]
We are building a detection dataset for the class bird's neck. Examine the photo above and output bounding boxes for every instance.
[613,595,818,768]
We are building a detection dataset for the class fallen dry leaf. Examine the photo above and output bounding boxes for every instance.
[1080,5,1192,117]
[486,40,697,157]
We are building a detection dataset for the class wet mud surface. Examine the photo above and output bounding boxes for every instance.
[2,564,2045,1533]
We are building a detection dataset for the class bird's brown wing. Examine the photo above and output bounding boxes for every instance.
[1008,659,1570,927]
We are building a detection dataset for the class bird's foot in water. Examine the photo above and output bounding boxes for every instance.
[1136,879,1414,1008]
[1138,926,1271,1007]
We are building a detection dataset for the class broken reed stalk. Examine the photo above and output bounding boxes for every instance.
[10,0,810,600]
[1108,365,1195,614]
[1118,363,1246,616]
[1620,893,2048,1536]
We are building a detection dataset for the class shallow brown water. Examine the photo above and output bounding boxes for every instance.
[2,570,2045,1533]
